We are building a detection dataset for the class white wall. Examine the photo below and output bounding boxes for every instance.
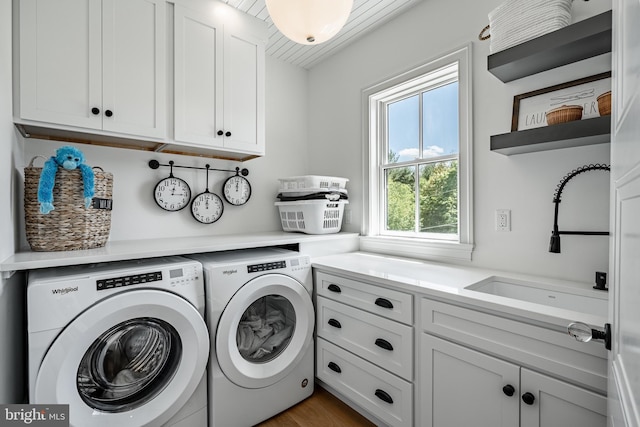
[21,55,308,244]
[0,0,26,404]
[307,0,612,284]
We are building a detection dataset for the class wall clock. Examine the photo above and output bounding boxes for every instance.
[191,165,224,224]
[153,163,191,211]
[223,170,252,206]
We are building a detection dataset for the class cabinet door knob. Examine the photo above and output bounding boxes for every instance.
[502,384,515,396]
[375,297,393,309]
[225,131,232,137]
[327,362,342,373]
[328,318,341,329]
[375,389,393,404]
[522,392,536,405]
[105,110,113,117]
[217,130,224,136]
[327,284,341,293]
[374,338,393,351]
[91,107,100,115]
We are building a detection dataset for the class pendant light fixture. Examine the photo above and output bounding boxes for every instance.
[265,0,354,45]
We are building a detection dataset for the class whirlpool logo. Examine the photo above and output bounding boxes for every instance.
[50,286,78,296]
[1,405,68,426]
[222,269,237,276]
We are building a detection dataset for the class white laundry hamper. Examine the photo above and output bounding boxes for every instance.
[275,199,348,234]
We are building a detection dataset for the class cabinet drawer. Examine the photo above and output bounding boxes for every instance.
[317,337,413,427]
[421,298,608,393]
[315,271,413,325]
[317,296,413,380]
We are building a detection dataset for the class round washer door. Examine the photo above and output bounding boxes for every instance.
[216,273,314,389]
[35,289,209,427]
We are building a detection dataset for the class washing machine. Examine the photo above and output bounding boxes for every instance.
[27,256,210,427]
[189,248,314,427]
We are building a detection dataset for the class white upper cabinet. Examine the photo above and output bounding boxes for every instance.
[17,0,167,139]
[173,1,266,156]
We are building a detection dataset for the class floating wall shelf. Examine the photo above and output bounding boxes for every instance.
[490,116,611,155]
[488,10,612,83]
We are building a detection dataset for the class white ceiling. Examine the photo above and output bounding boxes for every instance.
[220,0,425,69]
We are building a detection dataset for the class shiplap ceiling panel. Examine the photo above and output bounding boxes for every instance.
[219,0,424,69]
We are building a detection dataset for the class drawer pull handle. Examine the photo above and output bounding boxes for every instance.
[327,284,342,293]
[375,338,393,351]
[502,384,515,397]
[375,298,393,309]
[328,318,342,329]
[328,362,342,373]
[375,389,393,404]
[522,392,536,405]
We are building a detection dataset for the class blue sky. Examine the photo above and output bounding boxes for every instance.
[388,81,459,163]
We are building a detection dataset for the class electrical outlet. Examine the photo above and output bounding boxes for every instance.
[496,209,511,232]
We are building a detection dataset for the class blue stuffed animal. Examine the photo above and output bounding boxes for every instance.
[38,146,95,214]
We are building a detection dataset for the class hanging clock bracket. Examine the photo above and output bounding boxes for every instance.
[148,159,249,177]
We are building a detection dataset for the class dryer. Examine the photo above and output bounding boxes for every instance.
[27,256,209,427]
[189,248,314,427]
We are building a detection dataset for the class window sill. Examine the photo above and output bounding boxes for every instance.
[359,236,473,262]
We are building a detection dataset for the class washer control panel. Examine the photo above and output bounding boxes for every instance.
[289,256,311,272]
[96,263,201,291]
[168,264,200,286]
[247,261,286,273]
[245,255,311,274]
[97,272,162,291]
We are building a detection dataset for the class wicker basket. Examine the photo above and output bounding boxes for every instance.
[597,91,611,116]
[24,157,113,251]
[546,105,583,125]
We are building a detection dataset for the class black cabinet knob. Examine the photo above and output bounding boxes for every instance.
[217,130,224,136]
[327,362,342,373]
[375,389,393,404]
[374,338,394,351]
[375,298,394,309]
[522,392,536,405]
[91,107,100,115]
[502,384,515,396]
[225,131,232,137]
[105,110,113,117]
[327,284,341,293]
[328,318,341,329]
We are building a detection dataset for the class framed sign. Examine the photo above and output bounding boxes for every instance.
[511,72,611,131]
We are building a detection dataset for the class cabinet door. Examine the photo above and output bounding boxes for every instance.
[174,4,224,146]
[102,0,166,138]
[19,0,102,129]
[420,334,519,427]
[520,368,606,427]
[222,27,265,154]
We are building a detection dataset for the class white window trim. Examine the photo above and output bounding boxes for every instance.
[361,43,474,262]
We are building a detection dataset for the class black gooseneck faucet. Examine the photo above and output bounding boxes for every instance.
[549,164,610,253]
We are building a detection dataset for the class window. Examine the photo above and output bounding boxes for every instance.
[362,45,473,261]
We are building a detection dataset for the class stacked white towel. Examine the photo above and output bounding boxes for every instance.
[488,0,573,53]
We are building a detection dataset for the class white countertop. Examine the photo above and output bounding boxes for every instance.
[312,251,609,330]
[1,232,359,272]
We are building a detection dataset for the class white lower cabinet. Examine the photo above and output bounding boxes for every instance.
[313,268,607,427]
[317,338,412,427]
[313,270,414,426]
[421,330,607,427]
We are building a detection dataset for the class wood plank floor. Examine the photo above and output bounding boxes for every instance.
[255,386,376,427]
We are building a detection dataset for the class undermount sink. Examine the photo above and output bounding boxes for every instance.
[465,277,608,317]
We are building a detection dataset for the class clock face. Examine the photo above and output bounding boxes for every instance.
[191,192,224,224]
[154,177,191,211]
[223,175,251,206]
